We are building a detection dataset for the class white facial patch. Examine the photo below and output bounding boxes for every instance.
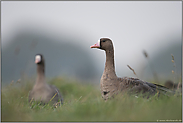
[35,55,41,63]
[97,39,100,46]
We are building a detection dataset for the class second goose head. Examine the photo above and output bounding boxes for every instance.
[35,54,45,74]
[35,54,44,65]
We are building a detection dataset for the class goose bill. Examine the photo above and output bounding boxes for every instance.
[90,42,100,48]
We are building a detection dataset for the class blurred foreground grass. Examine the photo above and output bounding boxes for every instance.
[1,77,182,122]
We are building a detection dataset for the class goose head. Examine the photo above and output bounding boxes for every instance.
[35,54,44,65]
[90,38,114,51]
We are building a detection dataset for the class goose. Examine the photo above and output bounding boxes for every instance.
[28,54,63,106]
[165,80,182,90]
[90,38,174,100]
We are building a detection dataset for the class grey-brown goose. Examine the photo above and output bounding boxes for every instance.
[165,80,182,89]
[28,54,63,105]
[90,38,174,100]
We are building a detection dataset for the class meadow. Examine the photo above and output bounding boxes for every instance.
[1,77,182,122]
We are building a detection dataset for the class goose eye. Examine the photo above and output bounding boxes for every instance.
[102,40,106,42]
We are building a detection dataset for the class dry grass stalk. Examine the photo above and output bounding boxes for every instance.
[143,50,148,58]
[177,83,180,89]
[16,79,21,83]
[76,96,82,102]
[170,54,179,91]
[143,50,159,83]
[171,54,182,94]
[10,80,14,86]
[171,54,174,60]
[127,65,138,78]
[50,92,58,102]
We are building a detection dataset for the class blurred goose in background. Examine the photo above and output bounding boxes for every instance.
[90,38,175,100]
[28,54,63,106]
[164,80,182,91]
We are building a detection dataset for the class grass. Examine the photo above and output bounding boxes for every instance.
[1,77,182,122]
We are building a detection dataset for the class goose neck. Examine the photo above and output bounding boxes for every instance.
[36,64,45,84]
[104,49,116,77]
